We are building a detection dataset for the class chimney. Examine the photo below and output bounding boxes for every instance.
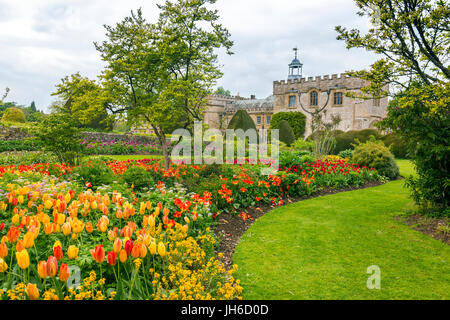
[250,94,256,100]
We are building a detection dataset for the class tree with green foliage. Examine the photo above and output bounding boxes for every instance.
[1,107,26,123]
[227,109,257,132]
[278,120,296,147]
[91,2,233,169]
[30,101,36,113]
[52,73,113,130]
[33,113,85,165]
[336,0,449,215]
[336,0,449,96]
[269,112,306,139]
[214,86,231,96]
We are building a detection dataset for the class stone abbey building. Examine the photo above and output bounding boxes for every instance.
[135,50,388,137]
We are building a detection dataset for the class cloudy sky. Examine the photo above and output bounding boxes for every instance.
[0,0,377,112]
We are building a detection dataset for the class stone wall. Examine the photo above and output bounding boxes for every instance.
[81,132,159,144]
[0,125,31,141]
[0,125,159,144]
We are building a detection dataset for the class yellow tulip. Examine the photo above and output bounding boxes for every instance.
[0,258,7,272]
[44,200,53,210]
[23,232,35,249]
[157,242,166,257]
[56,213,65,225]
[16,249,30,269]
[67,245,79,259]
[149,241,157,255]
[12,214,20,226]
[62,222,71,236]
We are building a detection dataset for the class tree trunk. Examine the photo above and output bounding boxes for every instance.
[161,134,170,170]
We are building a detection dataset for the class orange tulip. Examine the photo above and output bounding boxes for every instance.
[16,249,30,269]
[46,256,58,277]
[0,243,8,259]
[113,238,122,253]
[26,283,39,300]
[16,240,25,252]
[119,249,127,263]
[131,245,140,259]
[58,264,70,282]
[90,245,105,264]
[53,245,63,261]
[86,222,93,233]
[6,226,21,243]
[37,261,47,278]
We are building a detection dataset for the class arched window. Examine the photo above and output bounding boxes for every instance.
[310,91,318,106]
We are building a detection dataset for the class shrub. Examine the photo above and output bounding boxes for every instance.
[227,110,257,132]
[269,112,306,139]
[338,149,353,159]
[292,138,314,152]
[278,120,296,147]
[1,107,26,123]
[381,132,409,159]
[334,129,382,154]
[279,150,310,168]
[121,165,154,191]
[300,154,315,163]
[71,159,115,188]
[352,137,399,179]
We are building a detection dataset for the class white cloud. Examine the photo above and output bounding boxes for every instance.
[0,0,378,111]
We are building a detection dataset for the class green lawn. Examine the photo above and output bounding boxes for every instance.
[233,161,450,299]
[87,155,164,161]
[396,159,417,178]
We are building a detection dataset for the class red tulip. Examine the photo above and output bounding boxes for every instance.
[124,240,133,255]
[107,251,117,266]
[90,244,105,263]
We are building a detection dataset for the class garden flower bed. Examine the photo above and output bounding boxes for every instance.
[0,158,383,300]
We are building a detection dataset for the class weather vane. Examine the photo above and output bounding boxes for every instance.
[293,47,298,59]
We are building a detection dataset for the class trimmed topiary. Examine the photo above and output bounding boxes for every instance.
[352,137,399,179]
[1,107,26,123]
[278,120,296,147]
[227,109,257,132]
[269,112,306,139]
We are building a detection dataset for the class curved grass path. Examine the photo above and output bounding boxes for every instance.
[233,161,450,299]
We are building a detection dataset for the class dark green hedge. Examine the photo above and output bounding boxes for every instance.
[381,132,409,159]
[0,139,43,152]
[269,112,306,139]
[333,129,381,154]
